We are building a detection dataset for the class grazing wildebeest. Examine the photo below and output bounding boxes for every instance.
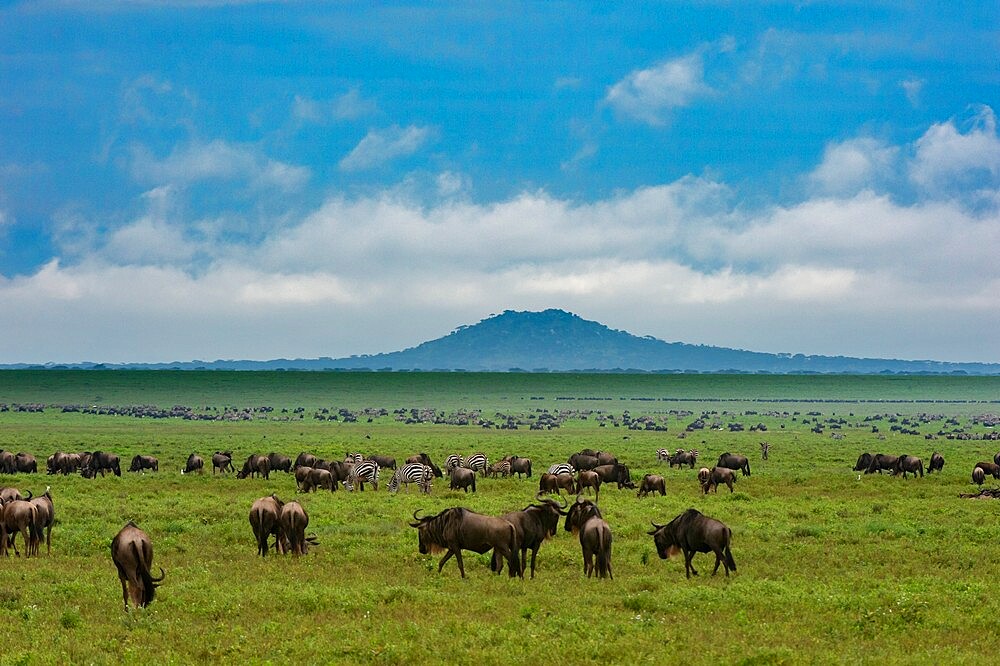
[11,452,37,474]
[716,452,751,476]
[86,451,121,477]
[213,451,235,474]
[648,508,736,579]
[568,453,600,471]
[595,451,618,466]
[539,473,559,494]
[510,456,532,478]
[702,467,736,494]
[129,455,158,473]
[974,461,1000,479]
[893,455,924,479]
[1,497,39,557]
[368,454,397,470]
[555,472,577,494]
[29,486,54,556]
[110,522,164,609]
[490,495,567,578]
[237,454,270,480]
[576,470,602,500]
[853,453,874,472]
[267,452,292,474]
[592,463,635,489]
[670,449,699,469]
[697,467,711,486]
[564,497,613,579]
[995,452,1000,467]
[0,487,28,504]
[928,452,944,474]
[294,466,312,492]
[972,466,986,486]
[294,452,318,470]
[279,501,310,556]
[449,466,477,493]
[0,450,14,474]
[182,453,204,475]
[305,468,336,493]
[249,494,285,557]
[637,474,666,498]
[409,507,522,578]
[865,453,898,475]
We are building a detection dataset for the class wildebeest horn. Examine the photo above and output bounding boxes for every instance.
[650,522,664,530]
[151,567,166,583]
[23,489,32,501]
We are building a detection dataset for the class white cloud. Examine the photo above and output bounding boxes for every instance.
[809,137,898,195]
[909,105,1000,196]
[605,52,712,125]
[338,125,433,171]
[292,87,377,124]
[130,140,310,192]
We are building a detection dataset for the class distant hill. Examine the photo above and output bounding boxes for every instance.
[7,308,1000,374]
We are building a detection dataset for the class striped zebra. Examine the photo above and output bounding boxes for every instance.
[345,452,364,464]
[486,460,511,478]
[547,463,574,476]
[345,460,379,491]
[388,463,433,494]
[465,452,489,476]
[656,448,671,463]
[444,454,464,473]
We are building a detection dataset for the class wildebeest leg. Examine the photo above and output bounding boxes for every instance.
[526,548,534,579]
[684,550,699,578]
[437,550,454,574]
[454,550,466,578]
[583,545,593,577]
[712,549,723,575]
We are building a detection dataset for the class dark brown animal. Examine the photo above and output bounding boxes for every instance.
[294,452,318,470]
[716,452,750,476]
[555,472,577,494]
[267,452,292,473]
[697,467,711,486]
[0,450,14,474]
[182,453,204,475]
[510,456,532,478]
[568,453,600,471]
[0,487,28,504]
[87,451,120,477]
[974,461,1000,479]
[539,473,559,494]
[648,508,736,578]
[237,454,270,480]
[893,455,924,479]
[212,451,235,474]
[576,470,601,500]
[449,466,477,493]
[853,453,873,472]
[928,452,944,474]
[637,474,666,498]
[368,454,397,470]
[279,501,310,556]
[490,495,567,578]
[592,463,635,489]
[564,497,613,579]
[294,466,312,491]
[702,466,736,494]
[306,468,336,493]
[670,450,698,469]
[110,521,164,609]
[972,466,986,486]
[866,454,898,475]
[409,507,521,578]
[406,453,443,477]
[249,494,285,557]
[129,455,158,473]
[1,497,39,557]
[29,486,54,556]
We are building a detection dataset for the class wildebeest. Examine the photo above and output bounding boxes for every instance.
[893,455,924,479]
[564,497,613,579]
[294,466,312,492]
[974,461,1000,479]
[305,468,336,493]
[853,453,874,472]
[110,521,164,609]
[237,454,270,480]
[279,501,310,556]
[716,452,750,476]
[5,452,38,474]
[367,454,397,470]
[648,508,736,579]
[0,450,14,474]
[866,453,898,475]
[576,470,601,500]
[702,467,736,494]
[0,487,28,504]
[1,496,39,557]
[509,456,532,478]
[48,452,83,475]
[29,486,54,556]
[490,495,567,578]
[554,472,577,494]
[670,449,699,469]
[928,452,944,474]
[697,467,711,486]
[213,451,235,474]
[182,453,204,475]
[972,466,986,486]
[87,451,121,477]
[129,455,158,473]
[592,463,635,489]
[449,466,477,493]
[406,453,443,478]
[249,494,285,557]
[637,474,666,498]
[267,452,292,473]
[568,453,600,471]
[294,452,318,470]
[539,473,558,494]
[409,507,522,578]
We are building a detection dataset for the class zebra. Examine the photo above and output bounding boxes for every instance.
[656,448,671,463]
[486,460,511,478]
[345,460,379,491]
[345,452,364,464]
[444,454,464,473]
[547,463,574,476]
[388,463,433,494]
[465,452,488,476]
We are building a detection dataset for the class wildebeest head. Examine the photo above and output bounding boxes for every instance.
[564,496,602,534]
[409,508,453,555]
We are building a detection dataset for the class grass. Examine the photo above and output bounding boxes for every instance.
[0,372,999,664]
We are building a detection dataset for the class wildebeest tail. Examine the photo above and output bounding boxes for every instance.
[725,542,736,572]
[130,540,160,607]
[596,527,612,579]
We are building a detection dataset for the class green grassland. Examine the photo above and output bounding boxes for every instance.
[1,371,999,665]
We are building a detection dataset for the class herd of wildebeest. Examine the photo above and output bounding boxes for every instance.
[1,438,998,611]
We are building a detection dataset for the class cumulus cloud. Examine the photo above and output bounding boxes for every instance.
[605,53,712,125]
[339,125,433,171]
[130,140,310,192]
[909,105,1000,198]
[808,137,898,195]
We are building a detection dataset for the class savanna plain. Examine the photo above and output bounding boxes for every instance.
[1,371,999,665]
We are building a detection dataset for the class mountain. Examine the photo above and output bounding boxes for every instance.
[6,309,999,374]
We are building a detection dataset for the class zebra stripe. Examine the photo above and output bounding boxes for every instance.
[345,452,364,465]
[656,448,670,462]
[465,453,488,475]
[345,460,379,491]
[487,460,511,478]
[445,454,464,473]
[388,463,433,494]
[547,463,574,476]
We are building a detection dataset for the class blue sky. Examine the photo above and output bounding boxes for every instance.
[1,1,998,364]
